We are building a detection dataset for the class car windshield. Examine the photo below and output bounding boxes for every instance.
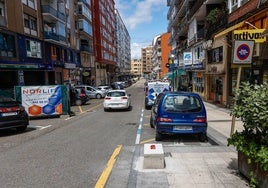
[107,92,126,97]
[163,95,202,112]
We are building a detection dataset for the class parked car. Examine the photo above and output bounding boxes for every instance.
[70,87,90,106]
[0,96,29,132]
[110,82,124,90]
[150,92,207,142]
[103,90,131,111]
[96,85,112,94]
[75,85,106,99]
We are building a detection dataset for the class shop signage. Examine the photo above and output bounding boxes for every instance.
[233,40,254,64]
[183,52,192,65]
[233,29,266,43]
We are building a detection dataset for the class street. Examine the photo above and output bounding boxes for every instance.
[0,79,248,188]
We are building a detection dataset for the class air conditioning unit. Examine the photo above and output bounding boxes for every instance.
[253,43,260,57]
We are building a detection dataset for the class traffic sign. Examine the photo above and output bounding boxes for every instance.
[233,40,254,64]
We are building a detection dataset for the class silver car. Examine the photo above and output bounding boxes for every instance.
[75,85,106,99]
[96,85,112,94]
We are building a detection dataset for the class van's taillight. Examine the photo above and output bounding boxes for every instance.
[157,117,173,122]
[105,97,111,100]
[121,96,128,99]
[193,118,207,123]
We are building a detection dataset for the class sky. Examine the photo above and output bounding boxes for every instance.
[114,0,169,59]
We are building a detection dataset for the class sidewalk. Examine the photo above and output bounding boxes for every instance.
[128,103,249,188]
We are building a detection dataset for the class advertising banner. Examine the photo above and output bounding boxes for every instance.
[233,40,254,64]
[21,85,62,117]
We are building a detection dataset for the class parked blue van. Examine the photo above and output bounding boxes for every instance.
[150,92,207,141]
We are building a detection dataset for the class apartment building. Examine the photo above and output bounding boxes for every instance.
[92,0,117,86]
[0,0,130,91]
[115,9,131,82]
[0,0,88,88]
[151,32,171,79]
[130,59,142,78]
[141,46,153,78]
[167,0,268,107]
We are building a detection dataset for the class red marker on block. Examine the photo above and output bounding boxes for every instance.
[150,144,156,149]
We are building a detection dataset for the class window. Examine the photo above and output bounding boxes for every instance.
[0,33,16,58]
[0,2,4,16]
[26,39,41,58]
[230,0,238,12]
[22,0,36,10]
[24,14,37,31]
[207,47,223,63]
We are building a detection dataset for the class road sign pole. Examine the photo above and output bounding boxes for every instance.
[230,66,242,136]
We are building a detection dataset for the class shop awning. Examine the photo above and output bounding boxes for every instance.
[214,21,245,39]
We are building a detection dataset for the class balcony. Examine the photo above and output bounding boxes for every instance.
[42,5,65,23]
[80,45,93,53]
[188,0,206,19]
[44,31,66,42]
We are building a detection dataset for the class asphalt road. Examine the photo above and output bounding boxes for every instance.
[0,79,243,188]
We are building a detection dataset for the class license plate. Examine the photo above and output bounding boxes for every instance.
[1,112,18,117]
[173,126,192,130]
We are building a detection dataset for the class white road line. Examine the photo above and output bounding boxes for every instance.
[40,125,52,130]
[135,109,144,144]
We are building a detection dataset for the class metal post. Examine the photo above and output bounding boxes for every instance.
[172,68,175,91]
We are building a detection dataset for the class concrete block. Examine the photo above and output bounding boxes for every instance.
[143,143,165,169]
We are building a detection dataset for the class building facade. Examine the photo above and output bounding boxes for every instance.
[151,32,172,80]
[0,0,130,93]
[130,59,142,78]
[141,46,153,79]
[92,0,117,86]
[115,9,131,82]
[167,0,268,107]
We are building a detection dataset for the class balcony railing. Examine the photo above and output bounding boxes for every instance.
[80,45,93,53]
[44,31,66,42]
[42,5,65,22]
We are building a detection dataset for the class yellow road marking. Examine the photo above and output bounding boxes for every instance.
[140,138,155,144]
[78,105,83,113]
[87,103,102,112]
[143,123,150,127]
[95,145,122,188]
[144,115,151,118]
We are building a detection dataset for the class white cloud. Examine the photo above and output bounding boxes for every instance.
[115,0,166,59]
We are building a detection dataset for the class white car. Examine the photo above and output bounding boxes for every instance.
[103,90,131,111]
